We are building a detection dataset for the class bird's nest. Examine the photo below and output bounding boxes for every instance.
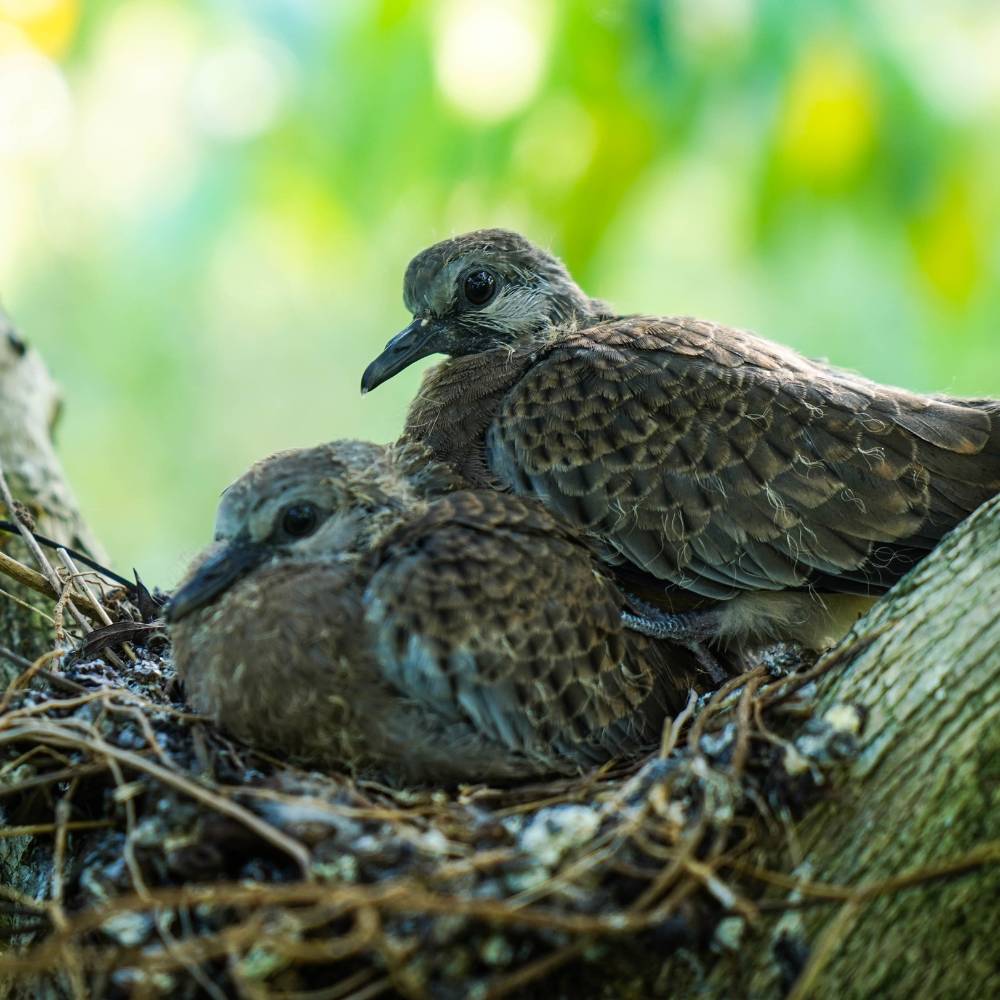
[0,615,870,1000]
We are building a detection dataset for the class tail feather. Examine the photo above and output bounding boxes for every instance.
[911,395,1000,509]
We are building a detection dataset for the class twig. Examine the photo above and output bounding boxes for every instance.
[0,820,112,838]
[157,908,232,1000]
[267,969,389,1000]
[0,762,108,799]
[50,794,74,927]
[660,687,698,758]
[0,881,637,968]
[786,898,862,1000]
[37,668,90,695]
[0,649,63,715]
[0,585,57,624]
[759,625,892,709]
[0,883,54,912]
[0,458,93,641]
[51,782,90,1000]
[0,548,106,624]
[55,549,113,626]
[0,519,134,590]
[0,741,73,776]
[0,689,111,726]
[103,752,151,900]
[0,644,32,670]
[483,939,589,998]
[0,722,313,877]
[57,548,136,662]
[687,666,765,754]
[727,840,1000,902]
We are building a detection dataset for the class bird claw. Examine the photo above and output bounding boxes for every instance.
[620,596,729,685]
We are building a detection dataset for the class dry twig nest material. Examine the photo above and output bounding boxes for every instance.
[0,618,867,999]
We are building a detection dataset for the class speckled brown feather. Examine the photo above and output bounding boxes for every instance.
[406,316,1000,602]
[365,490,694,762]
[403,349,535,489]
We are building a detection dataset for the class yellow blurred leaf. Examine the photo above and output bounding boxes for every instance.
[910,175,983,307]
[777,38,877,186]
[0,0,78,57]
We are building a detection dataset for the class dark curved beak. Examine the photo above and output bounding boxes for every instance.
[165,537,267,623]
[361,318,445,394]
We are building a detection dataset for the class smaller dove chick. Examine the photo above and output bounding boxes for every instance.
[167,441,701,783]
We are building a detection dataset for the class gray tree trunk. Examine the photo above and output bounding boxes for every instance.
[0,311,100,672]
[1,311,997,997]
[659,491,1000,999]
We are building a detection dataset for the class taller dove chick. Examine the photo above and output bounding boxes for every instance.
[361,229,1000,648]
[167,440,700,783]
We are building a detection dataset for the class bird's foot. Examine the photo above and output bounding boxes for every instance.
[621,596,728,684]
[621,595,723,643]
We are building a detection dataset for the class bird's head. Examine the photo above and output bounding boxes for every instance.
[166,441,413,623]
[360,229,598,393]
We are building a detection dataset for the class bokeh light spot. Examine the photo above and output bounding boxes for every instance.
[674,0,753,57]
[876,1,1000,119]
[433,0,551,122]
[190,35,294,141]
[72,3,201,215]
[0,43,72,160]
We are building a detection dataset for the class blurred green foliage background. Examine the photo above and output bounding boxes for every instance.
[1,0,999,584]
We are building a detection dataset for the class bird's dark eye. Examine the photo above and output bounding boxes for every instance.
[280,502,320,539]
[463,269,497,306]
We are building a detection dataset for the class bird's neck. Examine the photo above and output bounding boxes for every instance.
[402,348,533,490]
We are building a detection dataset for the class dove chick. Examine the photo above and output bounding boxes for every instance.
[167,441,700,783]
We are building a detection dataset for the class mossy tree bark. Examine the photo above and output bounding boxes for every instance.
[653,492,999,999]
[0,310,996,998]
[0,310,100,673]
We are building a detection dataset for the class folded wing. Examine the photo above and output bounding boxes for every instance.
[363,491,696,767]
[488,317,1000,599]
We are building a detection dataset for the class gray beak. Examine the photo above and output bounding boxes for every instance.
[166,537,267,623]
[361,318,445,393]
